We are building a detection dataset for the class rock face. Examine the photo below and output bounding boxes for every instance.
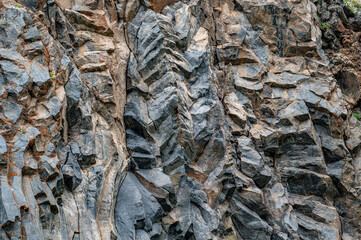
[0,0,361,239]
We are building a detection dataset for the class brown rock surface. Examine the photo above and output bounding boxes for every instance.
[0,0,361,239]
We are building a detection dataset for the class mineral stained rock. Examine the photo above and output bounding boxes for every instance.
[1,0,361,239]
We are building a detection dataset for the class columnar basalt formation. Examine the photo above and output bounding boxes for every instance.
[0,0,361,239]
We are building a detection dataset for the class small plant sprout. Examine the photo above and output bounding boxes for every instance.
[14,3,23,8]
[19,128,26,134]
[345,0,361,13]
[321,24,330,31]
[49,71,56,80]
[353,112,361,121]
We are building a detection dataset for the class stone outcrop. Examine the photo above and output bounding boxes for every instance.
[0,0,361,239]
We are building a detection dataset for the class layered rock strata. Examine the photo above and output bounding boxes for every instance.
[0,0,361,239]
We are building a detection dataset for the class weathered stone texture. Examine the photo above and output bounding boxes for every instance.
[0,0,361,239]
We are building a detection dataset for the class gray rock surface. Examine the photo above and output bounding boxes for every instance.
[0,0,361,239]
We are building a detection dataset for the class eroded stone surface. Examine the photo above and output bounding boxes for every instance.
[0,0,361,239]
